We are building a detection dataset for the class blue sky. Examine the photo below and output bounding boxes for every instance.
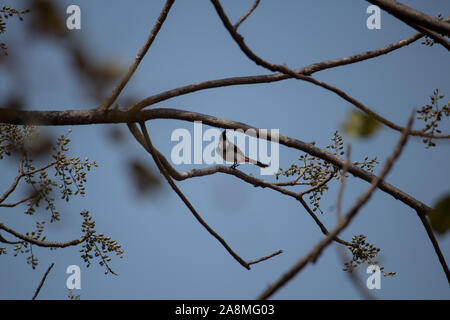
[0,0,449,299]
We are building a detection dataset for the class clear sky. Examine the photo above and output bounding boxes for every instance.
[0,0,449,299]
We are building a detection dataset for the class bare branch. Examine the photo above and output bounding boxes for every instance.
[417,212,450,283]
[0,233,21,244]
[32,263,54,300]
[97,0,175,111]
[0,192,38,208]
[273,173,306,186]
[128,31,422,112]
[210,0,449,140]
[129,124,353,249]
[136,122,251,270]
[408,20,450,50]
[366,0,450,37]
[258,112,415,299]
[0,107,432,214]
[248,249,283,266]
[0,153,24,204]
[234,0,260,30]
[0,222,89,248]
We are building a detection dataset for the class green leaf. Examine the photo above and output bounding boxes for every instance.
[429,194,450,235]
[342,110,381,138]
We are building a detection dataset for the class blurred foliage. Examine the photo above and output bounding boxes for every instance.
[0,5,30,55]
[129,160,162,196]
[428,194,450,235]
[342,110,381,139]
[28,0,66,38]
[1,0,124,104]
[417,89,449,148]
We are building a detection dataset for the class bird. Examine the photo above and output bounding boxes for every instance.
[216,130,268,169]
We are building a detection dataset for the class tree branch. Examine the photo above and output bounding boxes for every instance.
[234,0,260,30]
[210,0,449,140]
[258,112,415,299]
[0,222,89,248]
[248,249,283,266]
[366,0,450,37]
[417,212,450,283]
[128,31,422,112]
[0,107,432,214]
[137,122,250,270]
[32,263,54,300]
[128,124,356,248]
[0,152,24,204]
[407,20,450,51]
[97,0,175,111]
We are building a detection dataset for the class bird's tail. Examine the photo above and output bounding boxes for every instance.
[244,157,268,168]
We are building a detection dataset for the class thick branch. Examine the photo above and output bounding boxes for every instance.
[407,20,450,51]
[366,0,450,37]
[0,107,431,214]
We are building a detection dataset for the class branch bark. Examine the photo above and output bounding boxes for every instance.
[366,0,450,37]
[0,222,89,248]
[0,107,432,214]
[135,122,282,269]
[234,0,260,30]
[32,263,54,300]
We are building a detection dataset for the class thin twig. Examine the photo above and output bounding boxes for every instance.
[32,263,54,300]
[234,0,260,30]
[93,241,118,276]
[248,249,283,266]
[417,212,450,283]
[0,152,24,204]
[128,31,423,113]
[335,145,376,299]
[337,145,351,220]
[97,0,175,111]
[0,192,38,208]
[0,222,89,248]
[298,171,335,197]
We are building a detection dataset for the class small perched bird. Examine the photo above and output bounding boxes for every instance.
[216,130,268,169]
